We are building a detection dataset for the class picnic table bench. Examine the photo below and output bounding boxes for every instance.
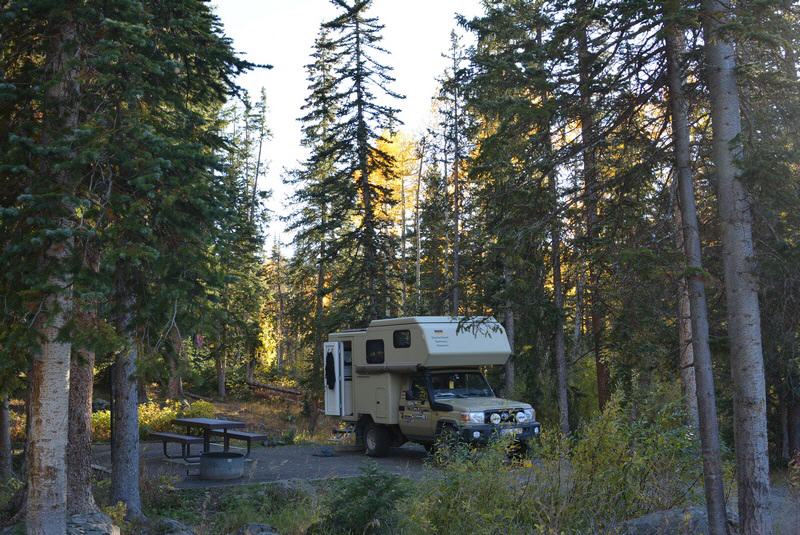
[151,417,267,460]
[209,429,269,456]
[149,431,204,460]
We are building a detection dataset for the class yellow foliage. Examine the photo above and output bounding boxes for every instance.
[372,131,419,230]
[91,399,217,442]
[102,501,129,532]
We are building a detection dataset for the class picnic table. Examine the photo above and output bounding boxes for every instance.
[174,417,246,453]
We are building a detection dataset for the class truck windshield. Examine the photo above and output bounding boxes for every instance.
[430,372,494,399]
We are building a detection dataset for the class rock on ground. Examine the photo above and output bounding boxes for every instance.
[236,524,280,535]
[156,518,196,535]
[67,512,120,535]
[620,506,739,535]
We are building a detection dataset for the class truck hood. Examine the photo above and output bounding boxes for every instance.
[437,397,532,413]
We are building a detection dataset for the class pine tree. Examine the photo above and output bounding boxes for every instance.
[437,31,470,314]
[321,0,404,321]
[663,1,727,530]
[702,0,771,530]
[288,28,345,394]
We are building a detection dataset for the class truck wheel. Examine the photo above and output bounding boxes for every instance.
[365,423,390,457]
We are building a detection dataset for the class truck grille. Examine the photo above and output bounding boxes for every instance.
[483,408,524,425]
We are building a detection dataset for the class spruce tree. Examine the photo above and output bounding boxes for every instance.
[321,0,404,321]
[287,28,346,392]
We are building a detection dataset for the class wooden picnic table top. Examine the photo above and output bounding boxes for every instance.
[173,417,246,429]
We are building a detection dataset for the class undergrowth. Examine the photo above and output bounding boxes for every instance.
[91,399,216,442]
[84,388,716,535]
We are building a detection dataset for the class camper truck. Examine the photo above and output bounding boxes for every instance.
[323,316,541,457]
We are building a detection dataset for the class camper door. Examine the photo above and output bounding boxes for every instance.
[324,341,344,416]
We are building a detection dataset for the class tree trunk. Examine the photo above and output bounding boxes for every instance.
[503,265,515,395]
[576,3,610,410]
[664,10,729,533]
[789,397,800,457]
[167,325,184,400]
[67,343,97,514]
[111,287,143,521]
[702,1,771,532]
[27,15,79,534]
[309,237,326,434]
[671,182,699,428]
[0,396,12,480]
[415,139,426,314]
[216,350,226,400]
[780,400,789,461]
[451,51,461,316]
[542,69,569,434]
[353,18,379,320]
[677,276,699,426]
[572,271,584,367]
[250,93,267,223]
[400,167,407,314]
[551,176,569,435]
[276,266,285,374]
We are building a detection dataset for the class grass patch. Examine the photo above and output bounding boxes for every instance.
[94,477,320,535]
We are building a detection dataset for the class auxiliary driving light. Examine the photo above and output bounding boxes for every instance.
[489,413,502,425]
[473,431,481,439]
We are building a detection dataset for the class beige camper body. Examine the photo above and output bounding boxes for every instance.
[326,317,511,425]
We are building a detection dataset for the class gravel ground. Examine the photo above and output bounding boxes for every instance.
[92,440,429,489]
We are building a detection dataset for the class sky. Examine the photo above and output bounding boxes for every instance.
[211,0,483,244]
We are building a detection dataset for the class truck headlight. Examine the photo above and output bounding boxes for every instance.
[523,408,534,422]
[460,411,485,424]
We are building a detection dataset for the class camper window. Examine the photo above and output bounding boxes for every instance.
[366,339,385,364]
[393,330,411,348]
[343,340,352,364]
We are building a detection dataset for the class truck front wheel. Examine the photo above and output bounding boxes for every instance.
[365,423,390,457]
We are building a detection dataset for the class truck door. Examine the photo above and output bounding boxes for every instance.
[323,341,343,416]
[399,375,434,440]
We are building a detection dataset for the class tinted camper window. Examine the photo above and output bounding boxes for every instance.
[342,340,352,364]
[393,330,411,348]
[366,339,385,364]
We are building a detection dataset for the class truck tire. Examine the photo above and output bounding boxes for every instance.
[364,422,390,457]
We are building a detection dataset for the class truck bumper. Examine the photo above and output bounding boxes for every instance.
[459,421,541,443]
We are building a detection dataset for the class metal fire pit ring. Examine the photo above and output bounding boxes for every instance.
[199,451,245,480]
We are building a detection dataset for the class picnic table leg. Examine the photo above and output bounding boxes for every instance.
[223,430,230,452]
[203,429,210,453]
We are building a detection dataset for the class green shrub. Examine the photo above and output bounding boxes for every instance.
[181,399,216,418]
[401,439,524,535]
[401,389,705,534]
[315,463,411,534]
[91,399,217,442]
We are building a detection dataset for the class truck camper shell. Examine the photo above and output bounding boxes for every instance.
[361,316,511,369]
[324,317,511,423]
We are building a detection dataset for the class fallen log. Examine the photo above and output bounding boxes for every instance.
[246,380,302,397]
[185,391,213,402]
[246,381,303,403]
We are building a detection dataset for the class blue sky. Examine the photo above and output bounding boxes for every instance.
[211,0,483,243]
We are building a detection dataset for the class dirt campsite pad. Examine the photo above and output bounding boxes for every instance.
[92,441,429,488]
